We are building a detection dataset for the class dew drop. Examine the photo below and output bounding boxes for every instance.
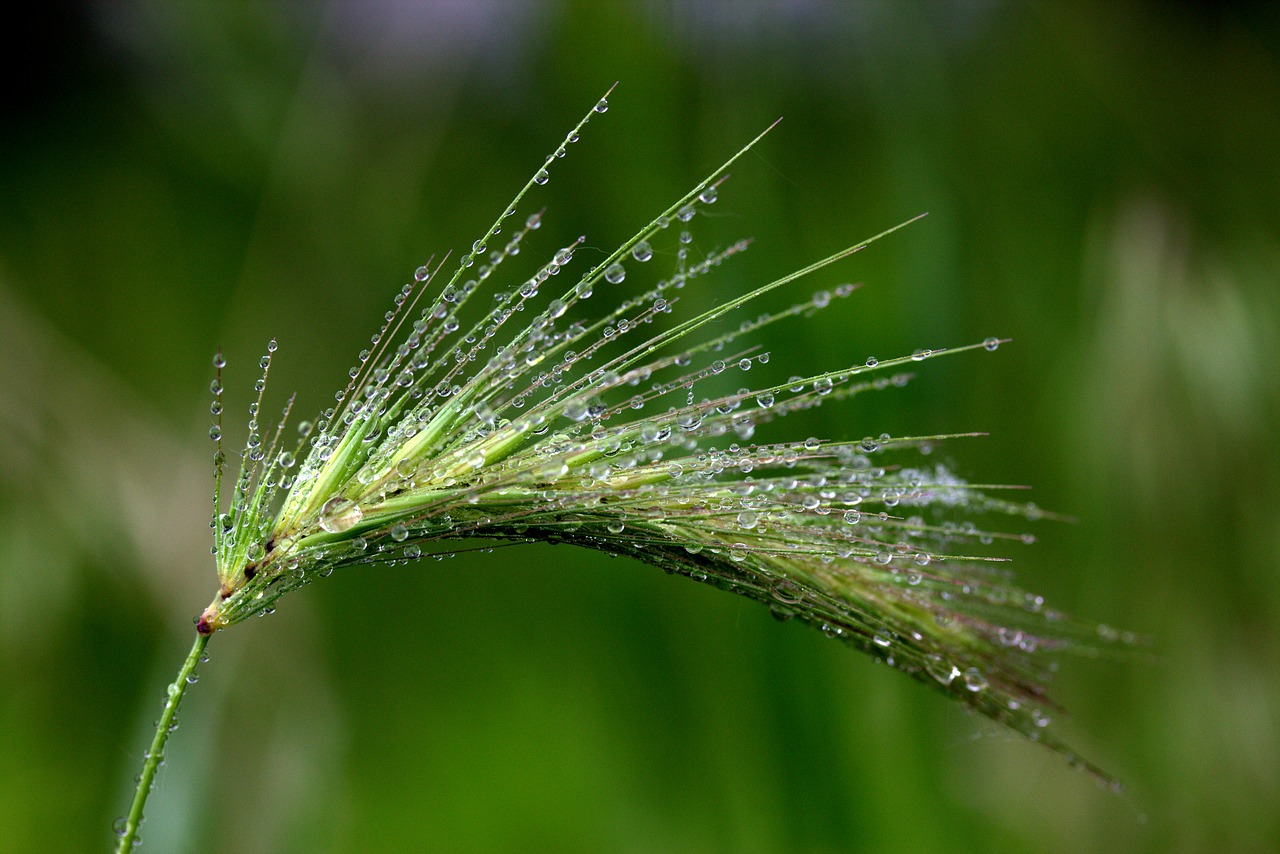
[389,523,409,542]
[962,667,988,692]
[414,265,431,282]
[534,168,550,185]
[631,240,653,262]
[604,262,626,284]
[771,580,802,605]
[595,97,609,113]
[983,337,1000,351]
[319,497,364,533]
[928,658,960,686]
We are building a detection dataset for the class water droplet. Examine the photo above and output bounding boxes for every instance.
[737,510,759,529]
[212,353,225,369]
[698,185,718,204]
[390,523,409,542]
[927,658,960,686]
[414,265,431,281]
[865,356,879,368]
[534,168,550,185]
[606,520,625,534]
[755,392,775,408]
[771,580,802,605]
[209,426,221,441]
[594,97,609,113]
[983,337,1000,351]
[404,544,421,559]
[676,204,696,222]
[319,497,364,533]
[631,240,653,262]
[813,377,833,395]
[962,667,988,692]
[872,633,892,648]
[604,262,625,284]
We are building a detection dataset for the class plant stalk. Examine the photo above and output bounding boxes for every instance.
[114,632,210,853]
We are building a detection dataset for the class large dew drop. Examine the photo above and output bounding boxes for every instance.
[319,497,364,533]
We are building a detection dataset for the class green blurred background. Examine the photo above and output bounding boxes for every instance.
[2,2,1277,851]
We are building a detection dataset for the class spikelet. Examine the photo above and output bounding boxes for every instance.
[197,86,1134,786]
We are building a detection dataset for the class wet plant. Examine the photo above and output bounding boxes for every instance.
[114,86,1135,851]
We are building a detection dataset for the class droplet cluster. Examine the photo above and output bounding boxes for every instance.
[197,87,1134,787]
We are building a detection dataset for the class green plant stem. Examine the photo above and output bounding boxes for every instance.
[115,632,210,853]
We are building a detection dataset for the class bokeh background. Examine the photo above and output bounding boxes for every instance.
[2,2,1277,852]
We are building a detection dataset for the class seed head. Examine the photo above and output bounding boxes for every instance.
[197,86,1135,786]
